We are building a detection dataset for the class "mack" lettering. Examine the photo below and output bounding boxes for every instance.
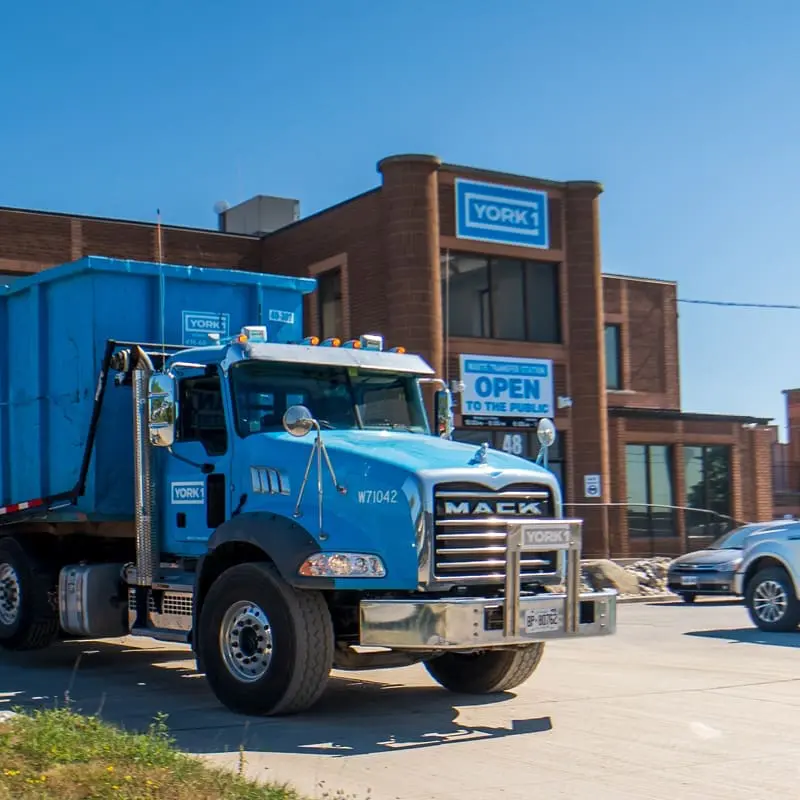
[444,500,542,517]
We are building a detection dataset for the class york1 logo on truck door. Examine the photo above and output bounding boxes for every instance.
[171,481,205,505]
[182,311,231,347]
[455,178,549,249]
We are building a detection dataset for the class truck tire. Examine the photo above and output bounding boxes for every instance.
[0,537,59,651]
[423,643,545,694]
[198,561,333,716]
[745,566,800,633]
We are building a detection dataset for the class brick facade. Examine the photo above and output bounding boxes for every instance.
[0,154,776,556]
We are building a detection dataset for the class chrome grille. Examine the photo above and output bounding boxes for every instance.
[433,482,559,583]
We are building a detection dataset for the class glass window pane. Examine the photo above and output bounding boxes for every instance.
[626,445,648,538]
[453,429,494,447]
[648,445,675,536]
[626,445,648,505]
[490,259,525,340]
[705,446,731,517]
[442,254,490,337]
[605,325,621,389]
[684,445,708,535]
[524,262,560,343]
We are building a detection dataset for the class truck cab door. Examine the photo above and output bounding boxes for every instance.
[161,369,231,556]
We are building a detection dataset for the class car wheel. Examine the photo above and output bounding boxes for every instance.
[679,592,697,604]
[745,566,800,632]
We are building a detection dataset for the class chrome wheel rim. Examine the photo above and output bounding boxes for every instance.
[219,601,273,682]
[753,580,788,623]
[0,563,21,627]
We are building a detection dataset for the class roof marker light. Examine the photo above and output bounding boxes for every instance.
[302,336,320,346]
[359,334,383,351]
[390,346,406,354]
[342,339,362,349]
[321,337,341,347]
[241,325,268,344]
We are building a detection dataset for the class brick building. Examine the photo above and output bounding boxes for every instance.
[772,389,800,518]
[0,153,775,556]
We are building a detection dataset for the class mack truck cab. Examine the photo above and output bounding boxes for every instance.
[0,258,616,717]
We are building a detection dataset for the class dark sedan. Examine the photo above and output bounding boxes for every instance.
[667,521,789,603]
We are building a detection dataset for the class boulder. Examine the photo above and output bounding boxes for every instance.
[582,559,641,595]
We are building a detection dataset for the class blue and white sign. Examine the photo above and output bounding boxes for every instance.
[182,311,230,347]
[171,481,205,505]
[459,355,554,420]
[268,308,295,325]
[455,178,549,249]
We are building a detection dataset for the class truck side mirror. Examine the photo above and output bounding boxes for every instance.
[283,405,315,437]
[147,373,177,448]
[535,418,557,466]
[434,389,454,439]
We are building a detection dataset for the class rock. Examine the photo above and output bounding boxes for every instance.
[582,559,641,595]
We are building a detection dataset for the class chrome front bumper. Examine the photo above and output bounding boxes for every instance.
[359,519,617,650]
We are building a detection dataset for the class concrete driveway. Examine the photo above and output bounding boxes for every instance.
[1,599,798,800]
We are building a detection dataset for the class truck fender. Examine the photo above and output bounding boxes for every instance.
[191,511,334,664]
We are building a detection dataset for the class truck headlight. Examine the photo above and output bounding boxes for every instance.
[298,553,386,578]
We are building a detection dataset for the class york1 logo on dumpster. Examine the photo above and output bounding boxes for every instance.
[455,178,549,249]
[182,311,231,347]
[171,481,205,505]
[459,355,554,419]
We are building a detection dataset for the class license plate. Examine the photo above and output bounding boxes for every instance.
[524,607,562,634]
[681,575,698,586]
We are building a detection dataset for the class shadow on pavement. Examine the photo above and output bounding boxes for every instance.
[686,628,800,648]
[648,598,742,608]
[0,638,553,757]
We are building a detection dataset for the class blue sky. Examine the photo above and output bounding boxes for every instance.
[2,1,799,435]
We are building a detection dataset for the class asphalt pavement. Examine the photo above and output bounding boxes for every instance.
[1,598,798,800]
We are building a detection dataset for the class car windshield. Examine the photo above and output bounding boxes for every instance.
[709,523,773,550]
[229,360,429,437]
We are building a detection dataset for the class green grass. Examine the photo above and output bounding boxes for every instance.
[0,707,304,800]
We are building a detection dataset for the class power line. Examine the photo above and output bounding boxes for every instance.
[677,298,800,310]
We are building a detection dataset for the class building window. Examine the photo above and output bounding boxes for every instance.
[317,268,343,340]
[441,252,560,343]
[605,324,621,390]
[453,428,567,495]
[684,445,732,538]
[625,444,676,538]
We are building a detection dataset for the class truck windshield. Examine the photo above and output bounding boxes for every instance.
[229,361,429,437]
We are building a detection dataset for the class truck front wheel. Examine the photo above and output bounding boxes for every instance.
[197,561,334,716]
[423,643,545,694]
[745,566,800,633]
[0,538,59,651]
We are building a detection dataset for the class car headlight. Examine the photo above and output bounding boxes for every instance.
[298,553,387,578]
[714,558,742,571]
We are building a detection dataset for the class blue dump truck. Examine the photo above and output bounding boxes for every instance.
[0,256,616,716]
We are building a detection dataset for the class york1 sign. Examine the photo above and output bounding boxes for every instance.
[182,310,231,347]
[455,178,550,249]
[459,355,554,419]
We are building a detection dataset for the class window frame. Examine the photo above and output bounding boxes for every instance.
[441,251,561,344]
[453,428,568,494]
[176,371,228,457]
[684,444,733,530]
[316,267,343,340]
